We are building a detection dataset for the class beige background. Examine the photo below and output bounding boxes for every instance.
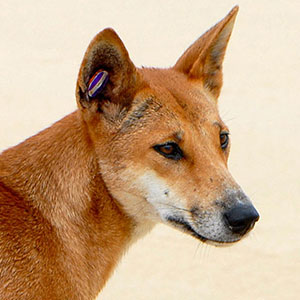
[0,0,299,299]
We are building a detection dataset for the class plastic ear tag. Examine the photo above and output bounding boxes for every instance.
[88,70,109,98]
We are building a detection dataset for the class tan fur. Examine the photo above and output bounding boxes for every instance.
[0,6,258,299]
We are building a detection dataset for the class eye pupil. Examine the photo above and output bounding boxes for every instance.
[161,144,173,154]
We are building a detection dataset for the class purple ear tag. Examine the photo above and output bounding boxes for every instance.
[87,70,109,98]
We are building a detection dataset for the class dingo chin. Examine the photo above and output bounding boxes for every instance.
[0,6,258,299]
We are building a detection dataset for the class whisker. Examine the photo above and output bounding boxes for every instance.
[156,202,191,213]
[198,243,208,264]
[223,115,237,123]
[193,241,201,259]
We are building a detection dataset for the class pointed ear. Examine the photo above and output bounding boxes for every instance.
[76,28,140,111]
[174,6,238,99]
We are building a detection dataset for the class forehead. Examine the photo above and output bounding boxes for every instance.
[124,68,220,129]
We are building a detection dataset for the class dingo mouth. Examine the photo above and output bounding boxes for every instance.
[166,216,208,242]
[166,215,243,245]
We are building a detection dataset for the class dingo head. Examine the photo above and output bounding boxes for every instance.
[76,6,259,245]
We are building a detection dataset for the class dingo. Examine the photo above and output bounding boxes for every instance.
[0,6,259,299]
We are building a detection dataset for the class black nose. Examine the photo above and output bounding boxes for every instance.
[224,204,259,235]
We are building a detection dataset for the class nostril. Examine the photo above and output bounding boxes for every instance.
[224,204,259,235]
[225,217,251,234]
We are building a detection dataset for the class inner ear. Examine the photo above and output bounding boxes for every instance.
[76,28,140,111]
[174,6,238,99]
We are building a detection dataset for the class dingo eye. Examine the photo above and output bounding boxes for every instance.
[153,142,183,161]
[220,132,229,149]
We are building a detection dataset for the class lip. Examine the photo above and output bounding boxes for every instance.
[166,216,208,242]
[166,216,241,244]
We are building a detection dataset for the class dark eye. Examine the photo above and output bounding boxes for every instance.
[220,132,229,149]
[153,142,184,161]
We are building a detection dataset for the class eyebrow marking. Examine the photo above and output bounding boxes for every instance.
[213,121,223,130]
[155,131,184,146]
[174,131,184,142]
[213,121,229,133]
[121,97,162,130]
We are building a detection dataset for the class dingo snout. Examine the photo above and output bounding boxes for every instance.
[164,189,260,244]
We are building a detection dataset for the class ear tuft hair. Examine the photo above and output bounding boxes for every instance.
[76,28,140,111]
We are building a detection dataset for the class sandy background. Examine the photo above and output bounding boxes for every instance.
[0,0,299,299]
